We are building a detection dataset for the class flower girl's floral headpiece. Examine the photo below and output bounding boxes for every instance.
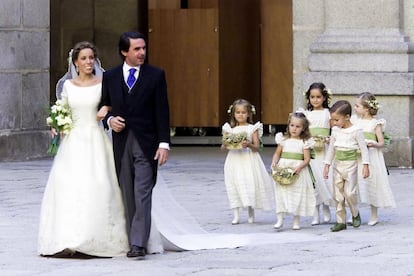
[227,104,256,115]
[303,87,332,97]
[365,99,380,110]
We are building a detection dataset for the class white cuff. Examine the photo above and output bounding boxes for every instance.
[159,142,170,150]
[107,116,114,130]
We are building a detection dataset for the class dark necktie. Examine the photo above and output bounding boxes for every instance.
[127,68,136,89]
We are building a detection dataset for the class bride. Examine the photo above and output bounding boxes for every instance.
[38,41,247,258]
[38,41,129,257]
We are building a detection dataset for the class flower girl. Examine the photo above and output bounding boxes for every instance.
[302,82,333,225]
[352,92,396,225]
[271,112,316,230]
[222,99,274,224]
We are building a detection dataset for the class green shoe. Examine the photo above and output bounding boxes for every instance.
[330,223,347,232]
[352,213,361,228]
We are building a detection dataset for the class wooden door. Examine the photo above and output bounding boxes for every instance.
[149,8,220,127]
[148,0,260,127]
[260,0,293,124]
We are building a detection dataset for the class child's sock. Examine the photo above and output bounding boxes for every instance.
[231,208,240,225]
[368,205,378,226]
[311,205,320,225]
[273,213,284,229]
[293,215,301,230]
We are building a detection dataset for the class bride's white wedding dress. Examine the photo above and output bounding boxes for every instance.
[38,80,246,257]
[149,175,250,252]
[38,81,129,257]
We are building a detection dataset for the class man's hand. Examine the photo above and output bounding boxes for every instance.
[109,116,125,133]
[154,148,169,166]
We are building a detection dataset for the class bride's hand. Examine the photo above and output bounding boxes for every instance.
[97,105,112,121]
[50,128,58,138]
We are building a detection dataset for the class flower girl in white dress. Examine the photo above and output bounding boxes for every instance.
[301,82,333,225]
[222,99,274,225]
[271,112,316,230]
[352,92,396,225]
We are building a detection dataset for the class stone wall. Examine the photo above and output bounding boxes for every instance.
[294,0,414,168]
[0,0,50,161]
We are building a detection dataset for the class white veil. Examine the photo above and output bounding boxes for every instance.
[55,49,105,100]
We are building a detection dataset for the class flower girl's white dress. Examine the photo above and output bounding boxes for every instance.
[222,122,274,210]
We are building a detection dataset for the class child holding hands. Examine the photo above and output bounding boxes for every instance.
[222,99,274,225]
[323,100,370,232]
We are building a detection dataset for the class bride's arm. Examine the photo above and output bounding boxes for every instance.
[97,105,112,121]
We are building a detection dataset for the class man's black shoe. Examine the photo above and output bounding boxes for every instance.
[127,245,146,259]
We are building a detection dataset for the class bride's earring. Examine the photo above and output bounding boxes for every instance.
[75,65,79,74]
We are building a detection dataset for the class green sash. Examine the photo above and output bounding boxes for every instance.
[363,132,377,141]
[335,150,357,161]
[310,127,330,137]
[281,152,304,160]
[364,131,392,146]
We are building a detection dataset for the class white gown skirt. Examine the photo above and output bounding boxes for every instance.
[38,125,129,257]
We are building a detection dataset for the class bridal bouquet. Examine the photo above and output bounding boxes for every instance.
[222,132,247,150]
[46,99,72,155]
[271,166,298,185]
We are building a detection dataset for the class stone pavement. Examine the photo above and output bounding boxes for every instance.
[1,146,413,276]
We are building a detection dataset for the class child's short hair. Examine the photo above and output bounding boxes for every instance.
[330,100,352,117]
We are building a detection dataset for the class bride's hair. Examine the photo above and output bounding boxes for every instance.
[71,41,98,66]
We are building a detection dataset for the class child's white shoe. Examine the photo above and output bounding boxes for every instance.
[368,206,378,226]
[273,213,284,229]
[231,208,240,225]
[273,221,283,229]
[368,220,378,226]
[311,206,320,225]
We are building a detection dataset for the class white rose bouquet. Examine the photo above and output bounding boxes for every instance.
[46,99,72,155]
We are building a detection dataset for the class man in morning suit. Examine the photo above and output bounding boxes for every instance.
[101,31,170,259]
